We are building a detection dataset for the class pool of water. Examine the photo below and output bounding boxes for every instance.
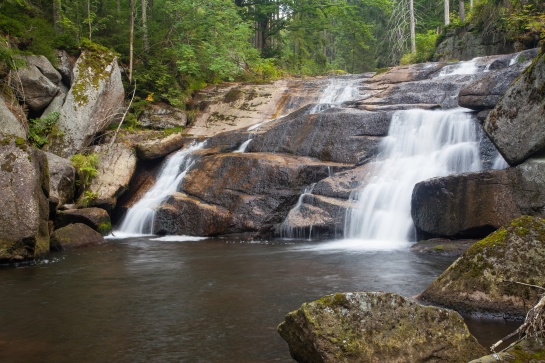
[0,237,518,362]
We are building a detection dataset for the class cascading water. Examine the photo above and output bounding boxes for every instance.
[437,58,479,77]
[310,77,361,113]
[114,141,206,237]
[280,184,316,239]
[344,108,482,245]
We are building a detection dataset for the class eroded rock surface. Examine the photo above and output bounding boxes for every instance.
[56,207,111,235]
[50,223,105,250]
[419,216,545,318]
[278,291,486,363]
[45,152,75,207]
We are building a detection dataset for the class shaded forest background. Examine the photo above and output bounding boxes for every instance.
[0,0,544,108]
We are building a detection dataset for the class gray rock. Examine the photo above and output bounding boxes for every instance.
[459,60,532,110]
[278,291,486,363]
[0,94,27,138]
[21,55,62,84]
[45,151,75,207]
[55,207,111,235]
[0,135,50,262]
[47,50,125,157]
[138,102,187,129]
[10,62,59,113]
[484,48,545,165]
[419,216,545,318]
[412,157,545,239]
[136,132,185,160]
[80,143,137,213]
[54,50,76,86]
[50,223,105,250]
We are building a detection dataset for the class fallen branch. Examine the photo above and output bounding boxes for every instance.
[110,81,137,146]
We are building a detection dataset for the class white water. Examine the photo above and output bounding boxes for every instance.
[310,77,361,113]
[114,141,206,237]
[234,139,253,153]
[438,58,479,77]
[344,108,482,243]
[280,184,316,239]
[492,153,509,169]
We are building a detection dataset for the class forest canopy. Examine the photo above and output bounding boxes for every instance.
[0,0,543,106]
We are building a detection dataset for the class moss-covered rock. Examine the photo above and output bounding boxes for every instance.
[277,291,486,363]
[420,216,545,318]
[469,338,545,362]
[50,223,105,250]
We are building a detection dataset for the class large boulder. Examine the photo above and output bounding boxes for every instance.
[50,223,105,250]
[47,48,124,157]
[79,143,137,213]
[0,135,50,262]
[0,94,27,138]
[45,152,75,207]
[411,157,545,239]
[55,207,111,235]
[277,291,486,363]
[419,216,545,318]
[153,152,349,236]
[458,60,532,110]
[136,132,185,160]
[10,56,60,113]
[484,47,545,165]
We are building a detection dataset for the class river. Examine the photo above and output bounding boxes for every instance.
[0,237,517,362]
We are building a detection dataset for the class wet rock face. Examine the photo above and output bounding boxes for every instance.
[458,60,532,111]
[277,291,486,363]
[0,135,50,262]
[153,152,350,236]
[55,207,111,235]
[484,48,545,165]
[248,109,390,164]
[411,157,545,239]
[419,216,545,318]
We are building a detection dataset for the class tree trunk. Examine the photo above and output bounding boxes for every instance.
[129,0,134,82]
[410,0,416,53]
[142,0,149,53]
[87,0,92,40]
[459,0,465,22]
[444,0,450,26]
[52,0,63,35]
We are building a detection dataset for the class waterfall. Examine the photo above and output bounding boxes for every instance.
[310,77,361,113]
[437,59,479,77]
[280,184,316,239]
[344,108,482,243]
[234,139,252,153]
[114,141,206,237]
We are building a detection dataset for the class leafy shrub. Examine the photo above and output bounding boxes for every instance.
[400,31,439,65]
[70,153,99,191]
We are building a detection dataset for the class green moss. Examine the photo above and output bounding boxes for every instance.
[97,222,112,235]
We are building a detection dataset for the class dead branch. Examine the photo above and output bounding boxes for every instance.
[110,82,137,146]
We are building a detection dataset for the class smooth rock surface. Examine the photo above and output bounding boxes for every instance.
[278,291,486,363]
[50,223,105,250]
[412,157,545,239]
[10,60,59,113]
[0,135,50,262]
[0,94,27,138]
[419,216,545,318]
[138,102,187,129]
[484,48,545,165]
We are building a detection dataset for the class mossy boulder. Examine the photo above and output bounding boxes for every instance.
[419,216,545,318]
[50,223,105,250]
[277,291,486,363]
[0,135,50,263]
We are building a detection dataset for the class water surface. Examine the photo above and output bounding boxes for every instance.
[0,238,515,362]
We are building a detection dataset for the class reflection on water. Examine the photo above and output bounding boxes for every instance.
[0,238,517,362]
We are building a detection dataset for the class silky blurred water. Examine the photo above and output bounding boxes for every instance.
[0,237,517,362]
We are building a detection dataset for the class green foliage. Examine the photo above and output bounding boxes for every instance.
[400,30,438,65]
[80,190,99,207]
[28,112,61,148]
[70,153,99,191]
[97,221,112,235]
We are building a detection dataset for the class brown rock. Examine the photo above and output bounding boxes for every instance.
[50,223,105,250]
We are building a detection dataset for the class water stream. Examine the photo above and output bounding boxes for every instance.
[115,141,206,236]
